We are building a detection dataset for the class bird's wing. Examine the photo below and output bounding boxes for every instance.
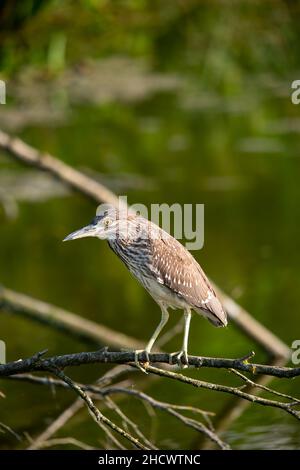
[148,230,227,326]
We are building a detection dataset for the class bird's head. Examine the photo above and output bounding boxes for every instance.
[63,205,139,242]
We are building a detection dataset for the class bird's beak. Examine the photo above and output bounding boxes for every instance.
[63,224,97,242]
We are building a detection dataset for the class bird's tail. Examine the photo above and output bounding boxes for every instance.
[195,295,228,327]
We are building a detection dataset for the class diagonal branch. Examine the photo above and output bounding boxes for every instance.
[26,364,134,450]
[0,129,121,207]
[47,366,148,450]
[0,285,144,350]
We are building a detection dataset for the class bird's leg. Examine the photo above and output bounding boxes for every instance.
[170,309,191,368]
[134,305,169,373]
[145,305,169,354]
[182,309,192,364]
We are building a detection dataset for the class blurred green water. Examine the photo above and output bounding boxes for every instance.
[1,0,300,450]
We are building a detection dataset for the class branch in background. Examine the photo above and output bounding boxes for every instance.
[27,399,83,450]
[32,437,96,450]
[0,284,144,350]
[212,283,290,360]
[0,422,22,442]
[0,129,121,207]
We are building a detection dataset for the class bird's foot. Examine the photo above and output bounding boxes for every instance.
[134,349,150,374]
[169,350,189,369]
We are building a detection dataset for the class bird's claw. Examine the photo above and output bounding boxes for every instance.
[134,349,150,374]
[170,350,189,368]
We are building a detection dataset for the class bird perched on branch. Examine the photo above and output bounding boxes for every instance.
[64,206,227,368]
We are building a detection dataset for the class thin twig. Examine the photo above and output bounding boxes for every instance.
[0,422,22,442]
[33,437,96,450]
[229,369,300,404]
[103,396,157,450]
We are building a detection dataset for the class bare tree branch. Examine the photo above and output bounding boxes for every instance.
[0,349,297,379]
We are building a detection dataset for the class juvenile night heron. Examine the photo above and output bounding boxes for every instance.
[64,206,227,367]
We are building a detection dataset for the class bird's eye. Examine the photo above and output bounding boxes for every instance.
[104,218,110,228]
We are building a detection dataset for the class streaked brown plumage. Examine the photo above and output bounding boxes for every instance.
[64,206,227,367]
[150,232,226,327]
